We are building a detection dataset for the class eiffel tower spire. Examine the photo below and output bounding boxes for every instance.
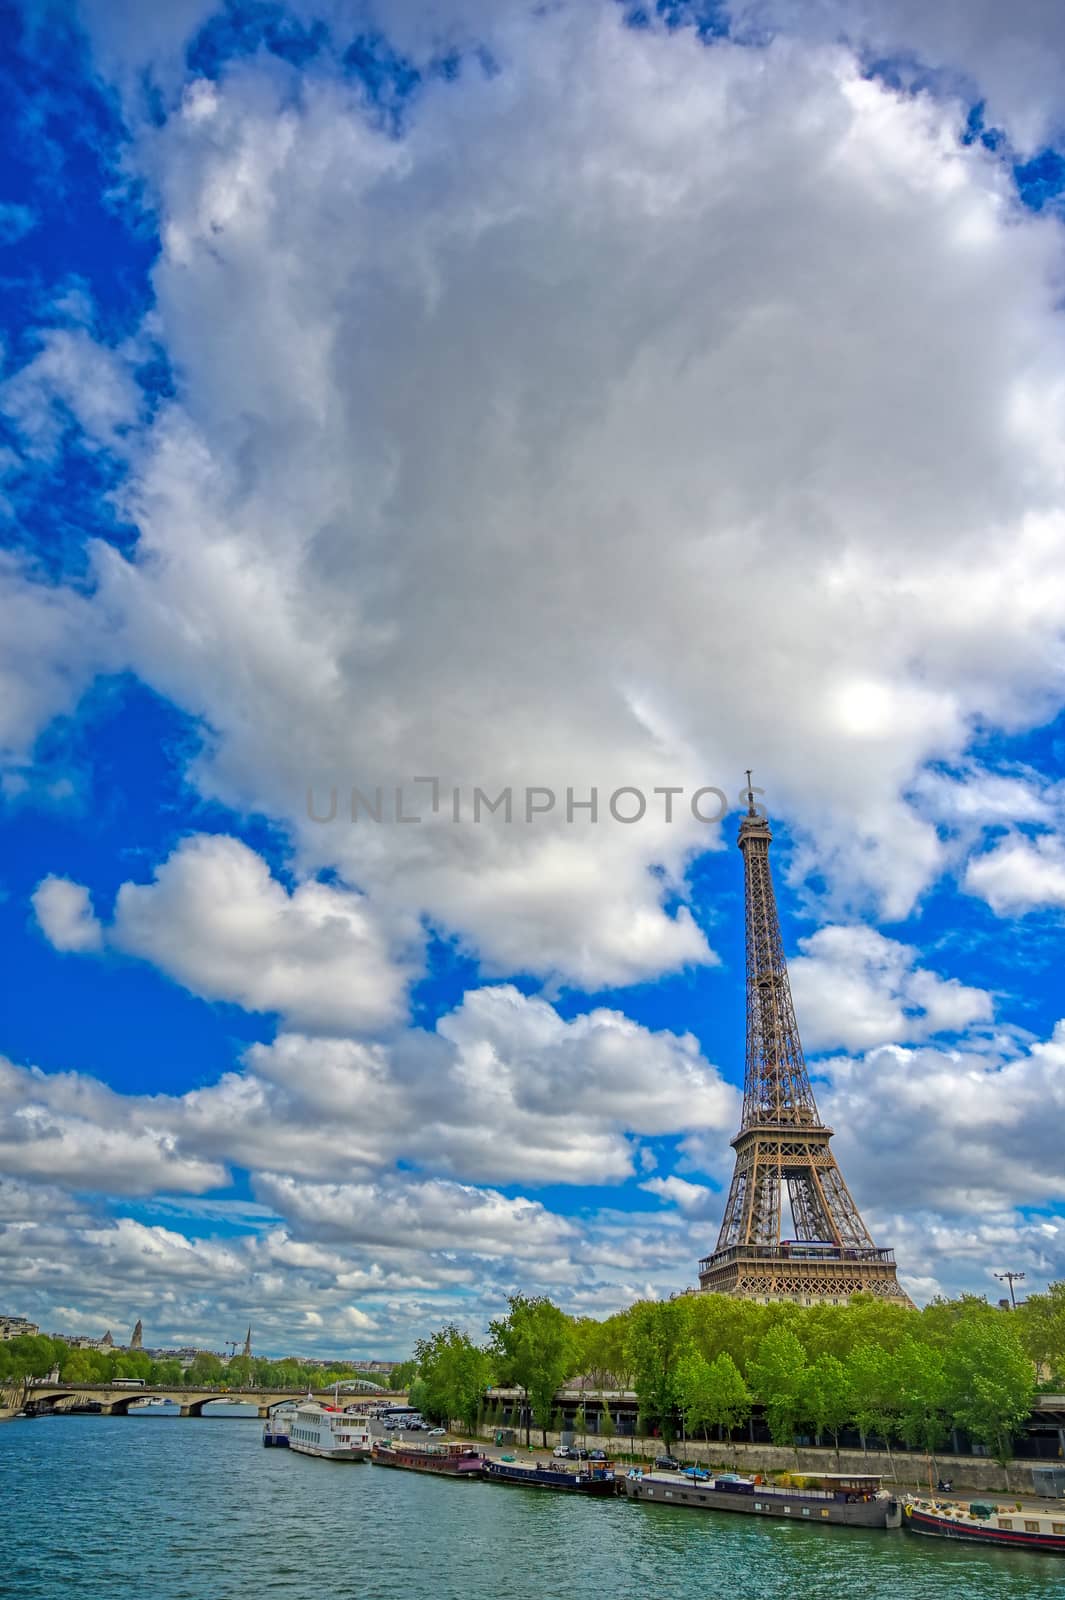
[698,782,911,1305]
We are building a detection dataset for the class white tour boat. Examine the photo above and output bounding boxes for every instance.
[288,1400,372,1462]
[262,1400,299,1448]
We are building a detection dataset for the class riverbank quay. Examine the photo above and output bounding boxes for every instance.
[456,1422,1064,1499]
[480,1387,1065,1483]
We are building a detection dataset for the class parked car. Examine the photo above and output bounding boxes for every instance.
[552,1444,572,1459]
[654,1454,681,1471]
[588,1450,607,1461]
[428,1427,446,1437]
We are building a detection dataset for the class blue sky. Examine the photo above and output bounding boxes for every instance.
[3,0,1065,1357]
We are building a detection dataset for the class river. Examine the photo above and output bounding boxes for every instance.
[2,1409,1064,1599]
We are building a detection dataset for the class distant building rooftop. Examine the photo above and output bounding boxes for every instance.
[0,1315,40,1340]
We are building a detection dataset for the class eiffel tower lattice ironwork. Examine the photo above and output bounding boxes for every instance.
[698,777,911,1305]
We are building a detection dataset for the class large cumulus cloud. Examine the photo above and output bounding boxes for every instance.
[46,5,1062,982]
[5,1,1065,1346]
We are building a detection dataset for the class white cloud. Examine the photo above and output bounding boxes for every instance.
[640,1175,720,1218]
[32,876,104,953]
[868,1206,1065,1307]
[228,985,735,1190]
[53,4,1064,987]
[0,1166,710,1355]
[171,983,737,1186]
[728,0,1065,154]
[821,1019,1065,1215]
[789,924,993,1052]
[0,978,733,1205]
[44,834,413,1033]
[964,831,1065,915]
[913,767,1055,828]
[0,325,141,461]
[0,1058,226,1195]
[0,966,740,1344]
[254,1172,578,1257]
[0,556,114,773]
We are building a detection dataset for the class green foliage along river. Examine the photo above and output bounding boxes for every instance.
[3,1409,1064,1600]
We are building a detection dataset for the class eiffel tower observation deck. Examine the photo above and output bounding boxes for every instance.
[698,778,912,1307]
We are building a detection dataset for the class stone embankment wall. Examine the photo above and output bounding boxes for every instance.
[1,1386,26,1421]
[469,1424,1048,1495]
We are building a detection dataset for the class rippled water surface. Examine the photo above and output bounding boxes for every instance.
[4,1412,1065,1600]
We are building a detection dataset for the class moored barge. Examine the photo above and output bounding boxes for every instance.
[623,1470,899,1529]
[904,1497,1065,1554]
[483,1457,617,1495]
[372,1440,486,1477]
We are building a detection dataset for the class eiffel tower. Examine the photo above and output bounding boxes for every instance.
[698,778,911,1306]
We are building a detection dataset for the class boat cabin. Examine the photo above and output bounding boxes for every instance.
[785,1474,884,1503]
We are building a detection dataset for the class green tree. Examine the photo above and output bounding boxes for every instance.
[800,1353,852,1466]
[1017,1282,1065,1382]
[489,1295,578,1449]
[748,1325,808,1450]
[624,1299,691,1450]
[599,1398,616,1443]
[389,1359,418,1391]
[918,1294,998,1347]
[577,1311,635,1389]
[892,1337,949,1470]
[226,1355,253,1388]
[846,1341,902,1474]
[187,1351,224,1385]
[58,1347,108,1384]
[687,1294,756,1372]
[573,1405,586,1447]
[707,1351,752,1443]
[802,1294,913,1363]
[112,1350,153,1382]
[0,1334,67,1401]
[943,1314,1035,1476]
[413,1325,492,1432]
[676,1349,717,1442]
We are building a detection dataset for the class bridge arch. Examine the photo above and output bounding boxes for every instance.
[107,1391,182,1416]
[27,1390,79,1414]
[187,1396,260,1418]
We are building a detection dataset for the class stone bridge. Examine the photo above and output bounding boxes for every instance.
[25,1383,391,1418]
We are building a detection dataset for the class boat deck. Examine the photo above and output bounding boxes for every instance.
[624,1470,899,1529]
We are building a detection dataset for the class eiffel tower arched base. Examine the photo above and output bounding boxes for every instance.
[698,1245,913,1307]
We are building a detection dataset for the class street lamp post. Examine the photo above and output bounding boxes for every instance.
[994,1270,1026,1309]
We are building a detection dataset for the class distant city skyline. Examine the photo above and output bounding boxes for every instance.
[1,1310,403,1370]
[3,0,1065,1355]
